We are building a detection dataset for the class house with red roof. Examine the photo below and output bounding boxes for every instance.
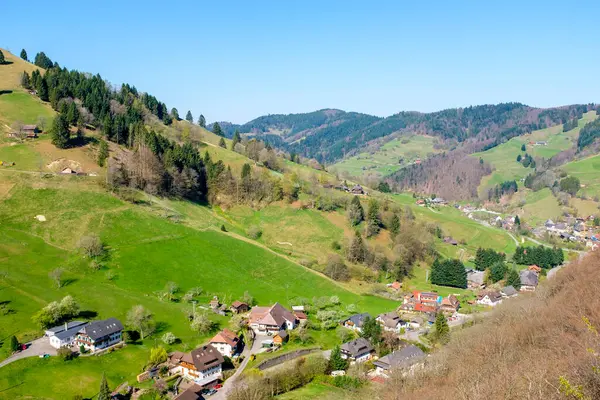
[209,329,241,358]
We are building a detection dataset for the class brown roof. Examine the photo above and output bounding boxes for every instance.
[294,311,307,320]
[22,125,37,131]
[174,384,203,400]
[170,345,224,371]
[249,303,296,327]
[231,300,248,309]
[210,328,239,347]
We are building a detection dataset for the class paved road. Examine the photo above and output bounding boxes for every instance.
[212,334,269,400]
[0,337,56,368]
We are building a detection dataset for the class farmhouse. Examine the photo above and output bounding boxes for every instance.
[248,303,297,333]
[340,338,375,363]
[342,313,371,333]
[351,184,366,195]
[440,295,460,313]
[501,286,518,298]
[22,125,39,138]
[209,329,241,358]
[467,270,486,289]
[229,301,249,314]
[373,345,426,377]
[168,345,224,386]
[376,312,407,333]
[477,291,503,307]
[45,321,88,349]
[520,270,539,292]
[75,318,123,352]
[401,291,441,313]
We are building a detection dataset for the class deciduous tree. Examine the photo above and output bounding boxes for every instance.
[127,305,154,339]
[347,196,364,226]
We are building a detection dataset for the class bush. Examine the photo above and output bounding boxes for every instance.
[247,225,263,239]
[58,347,75,361]
[77,234,104,258]
[220,224,227,232]
[324,254,350,281]
[161,332,177,345]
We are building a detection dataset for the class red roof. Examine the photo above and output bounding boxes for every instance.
[294,311,307,320]
[390,281,402,290]
[210,328,239,347]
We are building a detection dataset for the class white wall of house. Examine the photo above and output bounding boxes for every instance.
[477,296,501,307]
[49,335,75,349]
[211,342,233,358]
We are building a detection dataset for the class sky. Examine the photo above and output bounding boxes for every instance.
[1,0,599,123]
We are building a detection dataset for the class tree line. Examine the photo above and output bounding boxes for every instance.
[513,246,564,269]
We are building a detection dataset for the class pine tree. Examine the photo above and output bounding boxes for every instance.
[231,130,241,150]
[97,140,109,167]
[516,154,522,162]
[66,102,79,126]
[7,335,19,352]
[21,71,31,89]
[198,114,206,128]
[185,110,193,123]
[434,312,450,343]
[218,137,226,148]
[329,345,348,371]
[347,196,364,226]
[37,77,49,101]
[366,198,381,237]
[98,373,111,400]
[514,215,521,226]
[521,144,526,152]
[347,230,366,263]
[389,214,400,237]
[241,163,251,179]
[20,49,28,61]
[171,108,179,120]
[212,122,223,136]
[102,116,113,140]
[490,261,507,283]
[506,268,521,290]
[0,50,4,65]
[50,113,70,149]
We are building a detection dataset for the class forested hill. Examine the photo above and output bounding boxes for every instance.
[219,103,595,164]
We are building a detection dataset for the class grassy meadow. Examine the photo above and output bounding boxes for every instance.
[331,134,438,178]
[563,154,600,198]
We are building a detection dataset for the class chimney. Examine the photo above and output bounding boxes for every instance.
[65,322,68,331]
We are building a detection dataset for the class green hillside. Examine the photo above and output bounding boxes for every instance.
[473,111,598,194]
[563,154,600,198]
[330,134,439,179]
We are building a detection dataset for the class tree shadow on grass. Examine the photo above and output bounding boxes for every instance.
[0,90,13,96]
[78,310,98,319]
[61,278,78,287]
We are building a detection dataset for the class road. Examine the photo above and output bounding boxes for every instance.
[211,333,269,400]
[0,337,56,368]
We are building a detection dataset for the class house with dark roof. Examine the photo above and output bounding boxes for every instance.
[373,345,426,377]
[376,312,407,333]
[209,329,240,357]
[342,313,371,333]
[467,270,486,289]
[340,338,375,363]
[46,321,88,349]
[476,291,503,307]
[501,286,518,298]
[169,345,224,386]
[248,303,297,333]
[75,318,123,352]
[173,383,204,400]
[520,270,539,292]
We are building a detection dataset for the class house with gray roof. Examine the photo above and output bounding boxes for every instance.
[501,286,518,298]
[46,321,88,349]
[373,345,426,376]
[342,313,371,333]
[75,318,124,352]
[376,312,407,333]
[340,337,374,363]
[520,270,539,292]
[467,270,486,289]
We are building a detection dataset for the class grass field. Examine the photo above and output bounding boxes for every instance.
[331,134,438,178]
[0,91,54,135]
[0,49,44,91]
[563,154,600,198]
[519,188,562,226]
[473,111,597,194]
[276,381,346,399]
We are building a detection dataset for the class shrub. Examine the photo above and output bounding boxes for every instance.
[247,225,262,239]
[77,234,104,258]
[161,332,177,345]
[58,347,75,361]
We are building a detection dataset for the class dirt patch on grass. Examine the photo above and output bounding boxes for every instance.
[0,181,15,199]
[46,158,82,173]
[324,211,354,238]
[34,140,100,173]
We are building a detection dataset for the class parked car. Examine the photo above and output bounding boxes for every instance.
[38,354,50,358]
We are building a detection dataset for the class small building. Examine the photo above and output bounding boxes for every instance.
[340,338,375,363]
[520,270,539,292]
[248,303,297,333]
[45,321,88,349]
[439,295,460,313]
[209,296,220,309]
[293,311,308,324]
[501,286,518,298]
[273,330,289,346]
[61,167,77,174]
[467,270,486,289]
[75,318,123,352]
[209,329,241,358]
[342,313,371,333]
[168,345,224,386]
[229,301,249,314]
[476,291,503,307]
[22,125,38,138]
[443,236,458,246]
[387,281,402,291]
[373,345,426,377]
[173,384,204,400]
[351,184,366,195]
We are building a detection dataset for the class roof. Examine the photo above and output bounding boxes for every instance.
[373,345,425,370]
[230,300,248,309]
[390,281,402,290]
[171,345,224,371]
[249,303,296,327]
[520,270,539,286]
[441,295,459,308]
[528,265,542,272]
[22,125,37,130]
[46,321,87,334]
[341,338,374,357]
[174,384,204,400]
[501,286,518,297]
[467,271,485,285]
[377,312,401,328]
[55,323,89,341]
[210,329,239,347]
[79,318,123,341]
[275,330,288,340]
[344,313,371,328]
[478,291,502,303]
[294,311,307,320]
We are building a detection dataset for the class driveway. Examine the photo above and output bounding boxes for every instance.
[0,337,56,368]
[211,333,269,400]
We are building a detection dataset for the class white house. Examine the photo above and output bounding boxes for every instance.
[376,312,407,333]
[340,338,374,363]
[248,303,297,333]
[168,345,224,386]
[46,321,88,349]
[476,291,503,307]
[209,329,241,358]
[75,318,123,352]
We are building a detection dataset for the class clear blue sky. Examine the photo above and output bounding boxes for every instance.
[1,0,599,123]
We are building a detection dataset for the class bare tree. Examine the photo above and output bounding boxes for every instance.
[49,268,64,288]
[126,305,154,339]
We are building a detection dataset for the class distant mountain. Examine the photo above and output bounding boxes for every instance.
[217,103,595,164]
